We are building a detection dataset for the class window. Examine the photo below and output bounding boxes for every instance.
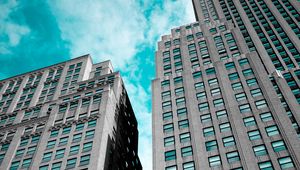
[15,149,25,157]
[239,104,251,113]
[177,108,187,117]
[42,152,52,162]
[164,136,175,146]
[181,146,193,157]
[195,82,204,89]
[69,145,80,155]
[220,123,231,132]
[278,156,294,169]
[55,149,65,159]
[174,77,183,84]
[228,72,239,80]
[180,133,191,143]
[199,102,209,111]
[239,58,249,66]
[223,136,235,147]
[66,158,77,169]
[196,92,206,100]
[200,114,211,123]
[22,158,32,168]
[85,130,95,139]
[162,101,171,110]
[72,133,82,142]
[20,138,29,147]
[165,41,171,48]
[232,82,242,90]
[258,161,273,170]
[208,78,218,86]
[178,120,189,129]
[266,125,279,136]
[203,127,215,137]
[243,117,256,127]
[176,97,185,105]
[39,165,49,170]
[251,88,262,97]
[206,68,216,75]
[88,120,97,128]
[255,100,268,109]
[80,154,90,166]
[209,155,221,167]
[235,93,246,101]
[183,162,195,170]
[76,123,85,131]
[162,91,171,99]
[47,140,56,149]
[272,140,286,152]
[83,142,93,152]
[31,135,40,143]
[206,140,217,151]
[248,130,261,140]
[213,98,224,107]
[193,71,202,79]
[216,110,227,119]
[10,161,20,169]
[165,150,176,161]
[226,151,240,163]
[253,145,267,156]
[166,165,177,170]
[211,88,221,96]
[175,87,184,96]
[164,124,174,133]
[163,112,172,120]
[242,69,253,76]
[260,112,273,122]
[246,78,257,86]
[225,62,235,70]
[59,137,68,146]
[161,80,170,87]
[27,146,36,155]
[50,130,59,138]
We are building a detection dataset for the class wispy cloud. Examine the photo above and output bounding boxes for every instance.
[0,0,30,54]
[47,0,147,69]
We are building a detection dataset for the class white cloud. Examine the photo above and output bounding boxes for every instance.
[0,0,30,53]
[47,1,194,170]
[47,0,147,69]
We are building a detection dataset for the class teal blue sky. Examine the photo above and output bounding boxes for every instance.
[0,0,194,169]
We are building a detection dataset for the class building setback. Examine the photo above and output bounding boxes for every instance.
[0,55,142,170]
[152,0,300,170]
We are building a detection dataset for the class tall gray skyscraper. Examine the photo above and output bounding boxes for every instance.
[0,55,142,170]
[152,1,300,170]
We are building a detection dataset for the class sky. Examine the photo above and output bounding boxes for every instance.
[0,0,194,169]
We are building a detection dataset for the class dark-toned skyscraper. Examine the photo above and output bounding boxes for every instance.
[0,55,142,170]
[152,1,300,170]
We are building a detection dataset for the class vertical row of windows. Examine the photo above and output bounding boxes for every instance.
[61,63,82,95]
[270,76,300,138]
[272,0,300,40]
[0,80,21,113]
[39,68,63,103]
[283,73,300,104]
[220,0,257,52]
[254,0,300,68]
[16,74,42,109]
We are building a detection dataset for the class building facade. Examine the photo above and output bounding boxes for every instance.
[152,1,300,170]
[0,55,142,170]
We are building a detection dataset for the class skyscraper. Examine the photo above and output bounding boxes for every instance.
[152,1,300,169]
[0,55,142,170]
